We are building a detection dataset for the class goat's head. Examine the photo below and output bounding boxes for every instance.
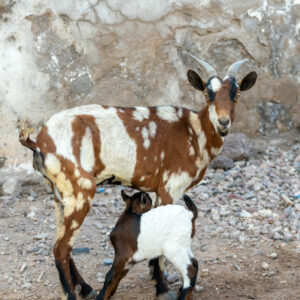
[121,190,152,214]
[187,56,257,137]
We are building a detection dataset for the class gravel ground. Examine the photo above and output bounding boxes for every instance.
[0,135,299,299]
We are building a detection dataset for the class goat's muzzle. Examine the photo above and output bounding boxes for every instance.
[217,117,230,136]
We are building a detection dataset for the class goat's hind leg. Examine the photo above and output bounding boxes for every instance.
[53,193,94,300]
[149,257,177,300]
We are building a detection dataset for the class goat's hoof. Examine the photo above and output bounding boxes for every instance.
[158,290,177,300]
[82,289,97,299]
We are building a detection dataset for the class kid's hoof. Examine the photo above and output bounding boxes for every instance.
[83,289,97,299]
[158,290,177,300]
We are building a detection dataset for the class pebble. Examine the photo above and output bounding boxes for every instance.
[104,258,114,266]
[200,245,209,252]
[72,248,90,255]
[195,285,204,293]
[34,233,49,240]
[281,194,294,206]
[20,263,27,274]
[269,252,278,259]
[167,274,179,283]
[262,262,269,270]
[240,210,252,218]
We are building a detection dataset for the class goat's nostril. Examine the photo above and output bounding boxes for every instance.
[218,118,230,126]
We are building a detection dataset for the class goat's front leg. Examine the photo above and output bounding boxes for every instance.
[96,258,130,300]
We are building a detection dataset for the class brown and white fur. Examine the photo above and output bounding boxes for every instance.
[19,58,257,300]
[97,191,198,300]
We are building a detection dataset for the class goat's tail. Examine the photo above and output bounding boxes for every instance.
[183,194,198,222]
[19,119,37,152]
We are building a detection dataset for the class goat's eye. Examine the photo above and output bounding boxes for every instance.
[235,92,241,101]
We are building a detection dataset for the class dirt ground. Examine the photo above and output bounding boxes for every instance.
[1,184,300,300]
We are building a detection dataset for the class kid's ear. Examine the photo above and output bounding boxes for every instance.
[141,193,152,207]
[121,190,130,202]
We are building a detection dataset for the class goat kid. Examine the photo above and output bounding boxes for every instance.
[19,57,256,300]
[97,191,198,300]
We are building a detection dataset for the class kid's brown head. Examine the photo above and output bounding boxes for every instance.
[121,190,152,214]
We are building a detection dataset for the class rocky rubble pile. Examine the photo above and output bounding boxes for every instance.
[191,141,300,244]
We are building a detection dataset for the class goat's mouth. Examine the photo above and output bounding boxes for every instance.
[217,127,229,137]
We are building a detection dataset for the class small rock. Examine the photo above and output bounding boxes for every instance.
[273,232,283,240]
[20,263,27,274]
[240,210,252,218]
[281,194,294,206]
[233,264,241,271]
[201,268,209,276]
[72,247,90,255]
[38,271,44,282]
[283,232,293,242]
[34,233,49,240]
[200,245,209,252]
[167,274,179,283]
[195,285,204,293]
[262,262,269,270]
[269,252,278,259]
[104,258,114,266]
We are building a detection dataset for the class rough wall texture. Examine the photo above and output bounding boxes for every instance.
[0,0,299,166]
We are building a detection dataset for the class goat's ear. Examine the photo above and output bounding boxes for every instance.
[141,193,151,207]
[187,70,205,91]
[239,71,257,91]
[121,190,130,202]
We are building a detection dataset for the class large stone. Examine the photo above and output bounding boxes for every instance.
[210,155,234,170]
[221,133,254,161]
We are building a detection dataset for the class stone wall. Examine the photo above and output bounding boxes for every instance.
[0,0,299,166]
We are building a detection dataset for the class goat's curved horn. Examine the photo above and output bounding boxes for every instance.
[189,53,217,77]
[227,59,249,78]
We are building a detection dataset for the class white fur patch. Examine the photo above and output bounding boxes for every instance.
[149,121,157,138]
[198,131,207,156]
[76,192,85,210]
[74,168,80,178]
[177,108,183,118]
[209,77,222,92]
[140,176,145,181]
[56,172,73,197]
[71,220,79,230]
[154,156,158,162]
[80,127,95,172]
[165,172,193,201]
[77,178,93,189]
[156,106,178,122]
[56,225,66,240]
[94,106,137,185]
[163,170,169,183]
[160,152,165,160]
[47,113,76,163]
[208,105,219,132]
[189,146,195,156]
[62,195,76,218]
[142,127,150,149]
[211,146,221,156]
[189,112,202,135]
[45,154,61,175]
[133,107,150,121]
[69,228,80,247]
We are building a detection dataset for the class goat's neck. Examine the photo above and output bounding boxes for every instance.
[197,105,224,157]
